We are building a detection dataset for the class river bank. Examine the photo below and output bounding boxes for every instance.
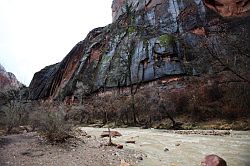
[82,127,250,166]
[0,131,143,166]
[1,126,249,166]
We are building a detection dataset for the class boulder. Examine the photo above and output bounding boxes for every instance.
[175,143,180,146]
[201,154,227,166]
[116,144,124,149]
[101,130,122,138]
[164,147,169,152]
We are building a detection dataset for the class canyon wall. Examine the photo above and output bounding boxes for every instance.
[0,64,22,90]
[29,0,250,101]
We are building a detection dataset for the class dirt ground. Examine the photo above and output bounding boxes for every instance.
[0,132,143,166]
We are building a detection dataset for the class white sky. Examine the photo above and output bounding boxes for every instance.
[0,0,112,86]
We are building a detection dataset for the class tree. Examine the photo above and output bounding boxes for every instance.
[119,0,142,125]
[158,100,176,127]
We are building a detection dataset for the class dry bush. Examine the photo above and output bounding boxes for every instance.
[82,95,122,125]
[134,88,160,125]
[28,103,72,143]
[114,96,131,125]
[221,83,250,119]
[1,101,27,133]
[66,105,91,123]
[185,80,250,121]
[38,110,72,143]
[174,95,189,114]
[28,110,43,131]
[58,77,249,128]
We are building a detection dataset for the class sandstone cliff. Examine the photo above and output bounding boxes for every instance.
[29,0,250,101]
[0,64,22,90]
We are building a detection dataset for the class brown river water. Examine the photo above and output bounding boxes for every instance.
[81,127,250,166]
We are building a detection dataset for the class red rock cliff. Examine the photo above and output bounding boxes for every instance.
[29,0,250,100]
[0,64,22,90]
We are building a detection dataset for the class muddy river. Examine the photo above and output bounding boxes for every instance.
[81,127,250,166]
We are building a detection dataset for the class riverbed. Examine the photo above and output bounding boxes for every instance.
[81,127,250,166]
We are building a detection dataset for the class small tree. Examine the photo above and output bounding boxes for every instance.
[158,100,176,127]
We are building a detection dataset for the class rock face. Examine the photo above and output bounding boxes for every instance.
[204,0,250,17]
[29,0,250,100]
[0,64,22,90]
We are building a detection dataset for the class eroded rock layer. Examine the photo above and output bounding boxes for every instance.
[29,0,250,100]
[0,64,22,90]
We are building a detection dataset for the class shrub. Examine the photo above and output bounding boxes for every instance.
[35,109,72,143]
[222,83,250,118]
[65,105,88,123]
[2,101,27,133]
[28,110,43,131]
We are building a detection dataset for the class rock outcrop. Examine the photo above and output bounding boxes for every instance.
[0,64,22,90]
[29,0,250,101]
[204,0,250,17]
[201,154,227,166]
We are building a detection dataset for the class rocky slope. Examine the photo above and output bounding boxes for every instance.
[29,0,250,101]
[0,64,22,90]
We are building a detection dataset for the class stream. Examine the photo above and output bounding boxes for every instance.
[81,127,250,166]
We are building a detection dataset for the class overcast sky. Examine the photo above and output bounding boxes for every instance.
[0,0,112,86]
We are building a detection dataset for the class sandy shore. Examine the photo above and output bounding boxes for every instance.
[0,132,143,166]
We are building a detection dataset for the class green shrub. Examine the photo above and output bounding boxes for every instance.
[158,34,175,46]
